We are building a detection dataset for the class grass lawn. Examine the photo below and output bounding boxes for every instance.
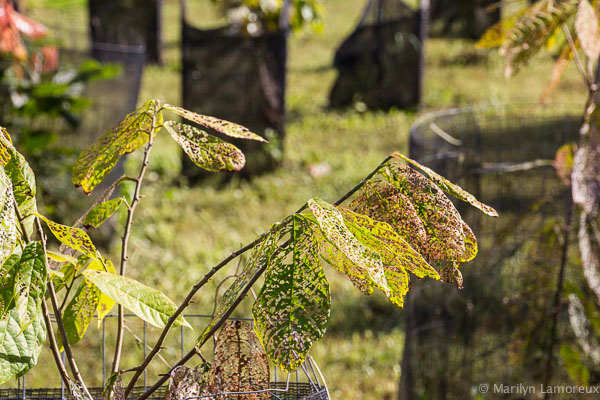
[18,0,587,398]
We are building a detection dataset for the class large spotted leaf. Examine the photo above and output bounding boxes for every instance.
[210,321,270,399]
[0,253,20,319]
[195,223,283,350]
[351,179,478,264]
[11,242,47,330]
[308,198,389,296]
[58,278,100,349]
[0,308,46,385]
[381,163,467,263]
[162,105,267,142]
[393,153,498,217]
[82,270,191,329]
[338,208,439,307]
[0,167,18,266]
[72,100,156,194]
[0,132,37,236]
[163,121,245,172]
[36,214,98,259]
[253,215,330,372]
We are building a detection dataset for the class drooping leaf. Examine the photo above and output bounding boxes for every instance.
[163,121,245,172]
[0,308,46,385]
[0,167,18,266]
[72,100,155,194]
[83,197,126,230]
[460,222,478,263]
[210,321,270,399]
[163,104,267,142]
[12,242,47,330]
[381,163,468,263]
[0,253,20,319]
[36,214,98,259]
[540,43,573,103]
[195,223,283,349]
[308,198,389,296]
[575,0,600,61]
[47,250,79,266]
[393,153,498,217]
[253,215,330,372]
[82,270,191,329]
[58,278,100,349]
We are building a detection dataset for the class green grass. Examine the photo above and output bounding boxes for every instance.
[13,0,588,398]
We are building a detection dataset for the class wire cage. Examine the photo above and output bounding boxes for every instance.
[329,0,421,110]
[399,105,587,399]
[180,0,288,178]
[0,315,329,400]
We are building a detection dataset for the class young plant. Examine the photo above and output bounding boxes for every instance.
[0,98,496,398]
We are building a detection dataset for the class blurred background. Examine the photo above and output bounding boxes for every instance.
[1,0,596,399]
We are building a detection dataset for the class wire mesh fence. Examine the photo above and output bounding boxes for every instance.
[399,105,587,399]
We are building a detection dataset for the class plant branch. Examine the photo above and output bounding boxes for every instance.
[562,24,592,86]
[111,103,159,374]
[134,154,393,400]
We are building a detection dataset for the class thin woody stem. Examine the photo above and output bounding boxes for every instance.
[134,155,394,400]
[111,102,160,374]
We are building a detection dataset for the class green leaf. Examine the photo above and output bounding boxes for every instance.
[72,100,155,194]
[0,308,46,385]
[560,345,590,386]
[162,104,267,142]
[195,222,283,349]
[163,121,245,172]
[36,214,98,259]
[0,132,37,236]
[83,197,126,230]
[12,242,47,330]
[58,278,100,349]
[253,215,330,372]
[338,208,439,307]
[0,253,21,319]
[82,270,191,329]
[210,321,270,395]
[47,250,79,266]
[0,167,18,266]
[381,162,468,263]
[307,198,390,296]
[393,153,498,217]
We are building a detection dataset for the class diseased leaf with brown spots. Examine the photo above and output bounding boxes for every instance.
[58,278,100,350]
[554,142,577,186]
[36,214,98,259]
[163,104,267,142]
[307,198,390,297]
[163,121,245,172]
[0,253,20,319]
[393,153,498,217]
[195,222,283,350]
[460,221,478,263]
[0,167,18,266]
[253,215,330,372]
[72,100,155,194]
[381,163,467,263]
[210,321,270,400]
[338,208,439,307]
[88,258,116,326]
[440,263,464,289]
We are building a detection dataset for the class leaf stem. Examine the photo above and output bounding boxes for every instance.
[134,154,393,400]
[111,102,159,374]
